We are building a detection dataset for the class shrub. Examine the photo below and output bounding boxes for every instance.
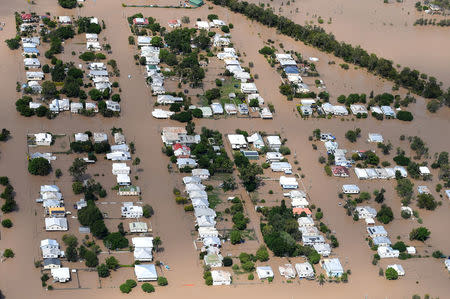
[392,241,406,252]
[141,283,155,293]
[230,230,242,244]
[385,267,398,280]
[409,227,430,242]
[1,219,12,228]
[223,257,233,267]
[143,204,154,218]
[97,264,110,278]
[396,111,413,121]
[157,276,168,286]
[3,249,14,258]
[119,283,131,293]
[256,246,269,262]
[125,279,137,288]
[248,273,254,280]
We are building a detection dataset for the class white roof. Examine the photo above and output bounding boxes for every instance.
[368,133,383,143]
[134,264,157,281]
[419,166,430,175]
[256,266,274,279]
[132,237,153,248]
[266,135,281,145]
[280,176,298,186]
[387,264,405,275]
[295,262,314,277]
[297,217,314,227]
[51,267,70,281]
[227,134,247,146]
[41,239,59,248]
[45,218,68,230]
[117,173,131,184]
[211,270,231,282]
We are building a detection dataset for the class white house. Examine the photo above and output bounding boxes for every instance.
[367,226,388,238]
[85,33,98,42]
[74,133,89,142]
[368,133,383,143]
[419,166,431,176]
[192,169,210,180]
[137,36,152,47]
[406,246,416,255]
[227,134,247,149]
[40,239,61,259]
[299,226,320,236]
[43,258,61,270]
[266,136,282,151]
[106,100,121,112]
[350,104,368,115]
[387,264,405,276]
[313,243,331,257]
[378,246,400,258]
[121,202,143,218]
[322,258,344,278]
[129,222,148,233]
[295,262,314,278]
[372,236,392,247]
[211,270,232,285]
[204,253,223,268]
[280,176,298,189]
[34,133,52,146]
[51,267,70,282]
[24,58,40,68]
[266,152,283,162]
[45,218,68,231]
[132,237,154,261]
[355,206,377,219]
[256,266,274,280]
[177,158,197,168]
[247,133,265,149]
[196,21,210,30]
[112,163,130,175]
[70,102,83,114]
[58,16,72,24]
[302,235,325,245]
[135,264,158,281]
[270,162,292,173]
[157,95,183,105]
[278,264,296,278]
[342,184,360,194]
[210,102,224,114]
[240,83,258,94]
[297,217,314,227]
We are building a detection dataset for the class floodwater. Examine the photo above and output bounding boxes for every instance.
[248,0,450,87]
[0,0,448,299]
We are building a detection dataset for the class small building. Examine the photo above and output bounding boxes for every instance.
[210,102,224,114]
[192,169,210,180]
[132,237,154,261]
[378,246,400,258]
[407,246,416,255]
[372,236,392,247]
[116,173,131,186]
[417,185,431,194]
[227,134,247,149]
[419,166,431,176]
[350,104,368,115]
[34,133,52,146]
[313,243,331,257]
[48,207,66,218]
[444,259,450,271]
[387,264,405,276]
[196,21,210,30]
[297,217,314,227]
[342,184,360,194]
[322,258,344,278]
[291,197,309,208]
[224,103,237,115]
[295,262,314,278]
[133,18,149,26]
[58,16,71,24]
[381,106,395,117]
[176,158,197,168]
[260,108,273,119]
[137,36,152,47]
[240,83,257,94]
[204,253,223,268]
[302,235,325,246]
[270,162,292,173]
[121,203,143,218]
[106,100,121,112]
[129,222,148,233]
[266,152,283,162]
[256,266,274,280]
[355,206,377,219]
[266,136,282,151]
[247,133,265,149]
[211,270,232,285]
[241,150,259,160]
[280,176,298,189]
[168,19,181,28]
[26,71,44,81]
[119,186,141,196]
[293,208,312,217]
[332,166,350,177]
[367,226,388,238]
[112,163,131,175]
[299,225,319,236]
[199,107,213,118]
[134,264,157,281]
[278,264,296,279]
[24,58,40,68]
[189,0,204,7]
[43,258,61,270]
[368,133,383,143]
[51,267,70,282]
[45,218,68,231]
[40,239,61,259]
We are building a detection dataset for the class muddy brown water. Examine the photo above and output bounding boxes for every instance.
[0,0,448,298]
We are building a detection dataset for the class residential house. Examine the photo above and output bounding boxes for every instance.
[173,143,191,158]
[322,258,344,277]
[168,19,181,28]
[210,102,224,114]
[355,206,377,219]
[106,100,121,112]
[302,235,325,245]
[350,104,368,115]
[279,176,298,189]
[381,106,395,117]
[121,202,143,218]
[133,18,149,26]
[43,258,61,270]
[48,207,66,218]
[70,102,83,113]
[26,71,44,81]
[157,95,183,105]
[260,107,273,119]
[372,236,392,247]
[118,186,141,196]
[297,217,314,227]
[137,36,152,47]
[58,16,71,24]
[45,218,68,231]
[313,243,331,257]
[266,152,283,162]
[270,162,292,173]
[211,270,232,285]
[240,83,258,94]
[368,133,383,143]
[129,222,148,233]
[204,253,223,268]
[51,267,70,282]
[256,266,274,280]
[116,174,131,185]
[295,262,315,278]
[86,33,98,42]
[342,184,360,194]
[196,21,210,30]
[332,166,350,177]
[378,246,400,258]
[24,58,40,68]
[132,237,153,261]
[199,107,213,117]
[367,226,388,238]
[299,226,319,236]
[192,169,210,180]
[224,103,237,115]
[40,239,61,259]
[227,134,247,149]
[176,158,197,168]
[278,264,296,279]
[134,264,157,281]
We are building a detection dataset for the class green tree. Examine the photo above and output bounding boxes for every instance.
[409,227,430,242]
[103,232,129,249]
[153,236,162,252]
[41,81,58,99]
[157,276,168,286]
[1,219,12,228]
[105,256,119,270]
[62,234,78,247]
[392,241,406,252]
[119,283,131,293]
[97,263,110,277]
[376,204,394,224]
[28,158,51,176]
[141,283,155,293]
[84,250,99,267]
[256,245,270,262]
[143,204,154,218]
[125,279,137,288]
[230,230,242,244]
[417,193,437,210]
[3,249,14,258]
[91,220,109,239]
[69,158,87,181]
[58,0,77,8]
[385,267,398,280]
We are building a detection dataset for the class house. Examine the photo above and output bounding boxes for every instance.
[194,207,216,218]
[278,264,296,278]
[189,0,204,7]
[85,102,98,112]
[313,243,331,257]
[270,162,292,173]
[157,95,183,105]
[49,98,70,113]
[106,100,121,112]
[176,158,197,168]
[161,127,188,145]
[370,106,383,115]
[299,225,319,236]
[372,236,392,247]
[256,266,274,280]
[34,133,52,146]
[132,237,153,261]
[284,66,299,75]
[129,222,148,233]
[86,33,98,42]
[367,226,388,238]
[26,71,44,81]
[280,176,298,189]
[151,85,165,95]
[76,199,87,210]
[42,199,62,209]
[51,267,70,282]
[324,141,339,154]
[183,176,202,185]
[444,259,450,271]
[354,168,368,180]
[266,136,282,151]
[133,18,149,26]
[168,19,181,28]
[135,264,157,281]
[368,133,383,143]
[119,186,141,196]
[116,174,131,186]
[70,102,83,113]
[198,227,219,238]
[112,163,130,175]
[342,184,360,194]
[86,41,102,52]
[295,262,314,278]
[293,208,312,217]
[350,104,368,115]
[322,258,344,277]
[300,105,313,116]
[137,36,152,47]
[192,169,210,180]
[199,107,213,118]
[298,217,314,227]
[266,152,283,162]
[406,246,416,255]
[40,239,61,259]
[417,185,431,194]
[224,103,237,115]
[211,270,232,285]
[204,253,223,268]
[48,207,66,218]
[28,81,42,93]
[419,166,431,176]
[387,264,405,276]
[121,203,143,218]
[332,166,350,177]
[58,16,72,24]
[241,150,259,160]
[106,151,131,161]
[378,246,400,258]
[302,235,325,245]
[260,107,273,119]
[196,215,216,227]
[43,258,61,270]
[240,83,258,94]
[227,134,247,149]
[210,102,224,114]
[196,21,210,30]
[173,144,191,158]
[24,58,40,68]
[213,35,231,47]
[45,218,68,231]
[286,189,307,199]
[238,104,249,115]
[355,206,377,219]
[381,106,395,117]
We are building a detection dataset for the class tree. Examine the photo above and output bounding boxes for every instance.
[41,81,58,99]
[397,111,413,121]
[1,219,12,228]
[256,246,269,262]
[345,129,360,142]
[66,246,78,262]
[374,189,386,203]
[62,234,78,247]
[28,158,51,176]
[120,283,131,294]
[5,36,20,50]
[126,279,137,288]
[385,267,398,280]
[238,163,263,192]
[79,51,96,61]
[58,0,77,8]
[409,227,430,242]
[3,249,14,258]
[91,220,109,239]
[157,276,168,286]
[105,256,119,270]
[417,193,437,210]
[69,158,87,181]
[97,264,110,278]
[103,232,129,249]
[84,250,99,267]
[141,283,155,293]
[153,236,162,252]
[143,204,154,218]
[392,241,407,252]
[376,204,394,224]
[241,261,255,272]
[78,202,103,226]
[223,256,233,267]
[230,230,242,244]
[396,178,414,200]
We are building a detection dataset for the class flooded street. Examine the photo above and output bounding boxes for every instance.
[0,0,448,298]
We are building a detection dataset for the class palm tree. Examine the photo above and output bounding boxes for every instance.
[153,236,162,252]
[318,273,325,285]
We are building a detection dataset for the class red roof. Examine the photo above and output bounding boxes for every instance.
[21,14,32,20]
[133,18,149,25]
[293,208,312,215]
[168,19,178,24]
[173,143,190,151]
